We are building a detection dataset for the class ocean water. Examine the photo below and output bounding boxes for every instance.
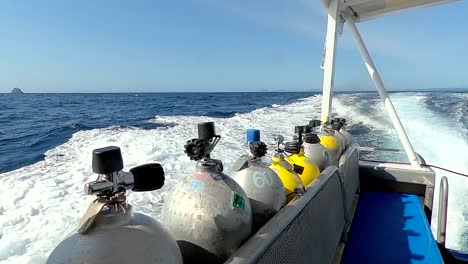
[0,91,467,263]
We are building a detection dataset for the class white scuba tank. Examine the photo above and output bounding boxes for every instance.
[47,146,182,264]
[333,127,348,153]
[160,122,252,263]
[303,133,331,171]
[284,126,320,187]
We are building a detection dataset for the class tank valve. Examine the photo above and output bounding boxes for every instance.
[184,139,211,161]
[184,122,222,169]
[309,119,322,128]
[249,141,267,158]
[273,134,284,152]
[284,141,301,154]
[78,146,165,234]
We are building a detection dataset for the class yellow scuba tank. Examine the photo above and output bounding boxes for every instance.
[287,150,320,186]
[269,135,304,202]
[283,126,320,187]
[318,132,340,152]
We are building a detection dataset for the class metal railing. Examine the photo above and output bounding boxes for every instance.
[437,176,449,246]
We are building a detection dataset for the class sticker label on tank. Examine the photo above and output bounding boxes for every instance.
[194,172,212,181]
[293,164,304,175]
[188,180,205,190]
[212,173,226,181]
[231,192,246,210]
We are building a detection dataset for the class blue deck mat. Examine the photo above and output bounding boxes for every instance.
[342,192,443,264]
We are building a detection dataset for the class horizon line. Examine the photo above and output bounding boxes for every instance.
[1,87,468,94]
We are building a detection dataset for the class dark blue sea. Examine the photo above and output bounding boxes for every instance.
[0,92,309,173]
[0,91,467,262]
[1,92,466,174]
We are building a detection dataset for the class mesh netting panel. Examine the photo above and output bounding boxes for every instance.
[339,146,360,221]
[258,175,344,264]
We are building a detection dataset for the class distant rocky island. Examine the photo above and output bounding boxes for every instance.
[11,88,24,94]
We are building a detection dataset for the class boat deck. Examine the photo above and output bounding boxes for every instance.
[341,192,443,264]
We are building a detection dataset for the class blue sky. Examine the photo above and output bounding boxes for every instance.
[0,0,467,93]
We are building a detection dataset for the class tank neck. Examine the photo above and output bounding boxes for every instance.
[299,148,304,155]
[94,203,133,230]
[272,156,284,163]
[196,161,218,172]
[249,156,262,163]
[320,127,335,135]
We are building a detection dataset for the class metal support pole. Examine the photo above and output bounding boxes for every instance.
[437,176,449,246]
[346,20,422,169]
[320,0,341,124]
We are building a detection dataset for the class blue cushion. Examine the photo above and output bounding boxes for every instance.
[342,192,443,264]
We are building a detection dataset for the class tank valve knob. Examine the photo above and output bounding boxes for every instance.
[309,119,322,128]
[92,146,124,175]
[294,125,304,134]
[185,122,221,161]
[198,121,217,140]
[130,163,165,192]
[332,117,341,123]
[284,141,301,154]
[246,129,261,143]
[274,134,284,144]
[331,123,342,131]
[185,139,211,161]
[249,141,267,158]
[304,133,321,144]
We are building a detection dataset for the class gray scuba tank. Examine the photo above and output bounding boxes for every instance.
[303,133,331,171]
[160,122,252,263]
[338,118,354,147]
[331,119,348,153]
[47,146,182,264]
[310,119,342,166]
[232,129,286,231]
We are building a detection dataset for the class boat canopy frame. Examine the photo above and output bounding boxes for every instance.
[319,0,454,169]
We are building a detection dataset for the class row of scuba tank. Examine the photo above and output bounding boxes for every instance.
[47,118,353,264]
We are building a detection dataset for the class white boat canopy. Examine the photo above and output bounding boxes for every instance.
[322,0,454,22]
[319,0,456,169]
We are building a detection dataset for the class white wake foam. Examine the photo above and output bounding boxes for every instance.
[335,92,468,250]
[0,95,324,263]
[0,93,467,263]
[391,93,468,251]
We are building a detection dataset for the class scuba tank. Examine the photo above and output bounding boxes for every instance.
[310,119,341,166]
[331,118,348,152]
[47,146,182,264]
[160,122,252,263]
[337,118,354,147]
[285,126,320,187]
[269,135,305,202]
[232,129,286,231]
[303,132,331,171]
